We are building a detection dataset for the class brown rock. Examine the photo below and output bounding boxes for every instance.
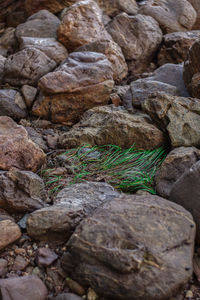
[21,85,37,109]
[0,116,46,171]
[36,248,58,267]
[12,255,29,271]
[0,275,48,300]
[32,52,114,124]
[25,0,75,15]
[95,0,138,16]
[6,10,27,28]
[76,39,128,82]
[188,0,200,29]
[57,0,111,52]
[140,0,197,33]
[0,219,21,250]
[107,13,162,75]
[0,259,8,277]
[63,194,195,300]
[59,105,165,150]
[0,27,17,57]
[0,0,25,23]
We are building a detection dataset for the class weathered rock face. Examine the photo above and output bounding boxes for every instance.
[21,85,37,109]
[15,10,60,41]
[158,31,200,66]
[140,0,197,33]
[27,182,119,242]
[0,116,46,171]
[183,40,200,98]
[0,27,17,57]
[188,0,200,29]
[62,194,195,300]
[59,105,165,150]
[57,0,111,52]
[0,89,27,120]
[4,48,56,86]
[0,0,25,23]
[155,147,200,199]
[25,0,75,15]
[76,39,128,82]
[0,275,48,300]
[170,161,200,243]
[143,93,200,148]
[32,51,114,124]
[0,219,21,251]
[0,55,6,83]
[95,0,138,16]
[107,13,162,74]
[20,37,68,64]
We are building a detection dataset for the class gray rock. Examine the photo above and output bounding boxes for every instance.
[4,48,56,86]
[50,294,83,300]
[0,27,17,57]
[0,55,6,83]
[155,147,200,199]
[21,85,37,109]
[0,89,27,120]
[0,259,8,277]
[96,0,138,17]
[62,194,195,300]
[36,247,58,267]
[25,127,48,152]
[170,161,200,243]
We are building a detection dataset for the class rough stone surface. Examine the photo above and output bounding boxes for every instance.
[170,161,200,243]
[32,52,114,125]
[4,48,56,86]
[0,55,6,83]
[155,147,200,199]
[59,105,165,150]
[183,39,200,98]
[15,10,60,41]
[51,294,83,300]
[0,0,25,23]
[143,93,200,148]
[140,0,197,33]
[107,13,162,74]
[95,0,138,16]
[20,37,68,64]
[25,0,75,15]
[36,247,58,267]
[25,127,48,152]
[158,31,200,66]
[76,39,128,82]
[57,0,111,52]
[0,275,48,300]
[0,27,17,57]
[0,89,27,120]
[0,219,21,251]
[188,0,200,29]
[0,116,46,171]
[0,259,8,277]
[62,194,195,300]
[21,85,37,109]
[27,182,119,242]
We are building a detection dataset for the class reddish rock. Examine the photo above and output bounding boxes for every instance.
[25,0,75,15]
[36,248,58,267]
[0,219,21,250]
[96,0,138,16]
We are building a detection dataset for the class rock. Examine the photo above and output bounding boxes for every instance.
[0,27,17,57]
[12,255,29,271]
[158,31,200,66]
[76,39,128,82]
[57,0,111,52]
[87,288,98,300]
[0,89,27,120]
[106,13,162,75]
[27,181,119,242]
[20,37,68,64]
[188,0,200,29]
[25,127,48,152]
[0,116,46,171]
[59,105,165,150]
[0,55,6,83]
[21,85,37,109]
[0,208,15,222]
[170,161,200,243]
[0,219,21,250]
[142,93,200,148]
[0,170,46,212]
[62,194,195,300]
[51,293,83,300]
[155,147,200,199]
[65,279,85,296]
[183,39,200,98]
[0,275,48,300]
[96,0,138,16]
[32,52,114,125]
[140,0,197,33]
[36,248,58,267]
[15,10,60,41]
[25,0,74,15]
[4,48,56,86]
[6,10,27,28]
[0,259,8,277]
[0,0,25,24]
[123,79,179,109]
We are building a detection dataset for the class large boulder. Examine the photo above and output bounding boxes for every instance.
[183,39,200,98]
[155,147,200,199]
[27,182,119,242]
[95,0,138,16]
[62,194,195,300]
[25,0,75,15]
[59,105,165,150]
[188,0,200,29]
[140,0,197,33]
[170,161,200,243]
[0,218,21,251]
[57,0,111,52]
[107,13,162,75]
[143,93,200,148]
[0,276,48,300]
[76,39,128,82]
[4,48,56,86]
[32,52,114,125]
[158,31,200,66]
[0,116,46,171]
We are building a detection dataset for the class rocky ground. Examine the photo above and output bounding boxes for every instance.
[1,0,200,299]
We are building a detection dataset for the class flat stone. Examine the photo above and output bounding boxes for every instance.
[36,247,58,267]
